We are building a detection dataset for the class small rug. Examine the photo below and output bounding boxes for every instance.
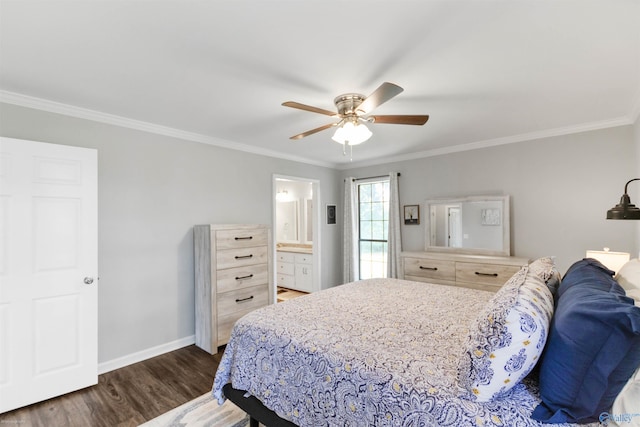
[139,393,249,427]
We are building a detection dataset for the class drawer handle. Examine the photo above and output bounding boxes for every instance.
[235,274,254,280]
[235,236,253,241]
[235,254,253,260]
[419,266,438,271]
[475,272,498,277]
[235,295,254,303]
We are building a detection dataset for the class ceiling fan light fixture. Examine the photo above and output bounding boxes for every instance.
[331,121,372,146]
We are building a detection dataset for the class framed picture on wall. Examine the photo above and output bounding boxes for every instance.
[481,208,501,225]
[404,205,420,225]
[327,204,336,225]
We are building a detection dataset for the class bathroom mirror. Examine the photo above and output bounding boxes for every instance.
[425,195,510,256]
[274,179,314,245]
[276,200,299,243]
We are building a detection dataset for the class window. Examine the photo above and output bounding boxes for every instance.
[358,179,390,279]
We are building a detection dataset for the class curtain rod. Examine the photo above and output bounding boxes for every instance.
[352,173,400,182]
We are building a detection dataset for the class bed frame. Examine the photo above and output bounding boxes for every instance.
[222,383,298,427]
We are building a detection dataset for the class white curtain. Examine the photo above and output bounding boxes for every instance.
[343,177,359,283]
[387,172,402,278]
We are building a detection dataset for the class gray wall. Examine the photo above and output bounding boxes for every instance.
[0,103,342,364]
[2,100,638,366]
[341,125,638,274]
[635,117,640,256]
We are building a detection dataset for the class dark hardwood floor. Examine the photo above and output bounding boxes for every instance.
[0,345,223,427]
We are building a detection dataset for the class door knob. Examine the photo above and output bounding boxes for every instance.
[84,277,94,285]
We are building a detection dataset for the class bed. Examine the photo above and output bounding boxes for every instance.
[212,258,640,427]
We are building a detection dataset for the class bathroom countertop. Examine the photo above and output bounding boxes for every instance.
[276,245,313,254]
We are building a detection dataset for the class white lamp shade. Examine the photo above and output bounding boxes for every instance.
[331,122,372,145]
[586,249,630,274]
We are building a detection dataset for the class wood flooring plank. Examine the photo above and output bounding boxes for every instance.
[0,345,221,426]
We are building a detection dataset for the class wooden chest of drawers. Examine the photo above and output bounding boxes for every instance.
[401,251,529,292]
[194,224,272,354]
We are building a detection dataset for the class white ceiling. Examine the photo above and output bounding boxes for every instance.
[1,1,639,169]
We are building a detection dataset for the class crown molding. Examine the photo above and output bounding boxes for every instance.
[2,89,636,172]
[0,90,336,169]
[339,115,635,170]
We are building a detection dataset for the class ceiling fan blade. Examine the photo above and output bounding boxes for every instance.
[357,82,404,114]
[369,115,429,125]
[282,101,337,117]
[290,123,337,140]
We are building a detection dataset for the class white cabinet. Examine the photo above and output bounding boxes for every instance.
[194,224,273,354]
[294,254,313,292]
[277,251,295,289]
[277,251,313,292]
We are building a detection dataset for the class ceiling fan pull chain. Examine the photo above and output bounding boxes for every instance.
[341,140,354,161]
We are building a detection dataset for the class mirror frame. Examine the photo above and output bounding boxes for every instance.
[304,198,313,244]
[424,195,511,256]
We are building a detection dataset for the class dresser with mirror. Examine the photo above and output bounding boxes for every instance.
[400,195,529,291]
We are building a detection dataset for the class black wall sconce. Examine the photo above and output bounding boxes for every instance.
[607,178,640,220]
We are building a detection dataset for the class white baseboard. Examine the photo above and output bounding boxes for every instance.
[98,335,196,375]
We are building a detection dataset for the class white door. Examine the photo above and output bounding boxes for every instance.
[447,206,462,248]
[0,137,98,413]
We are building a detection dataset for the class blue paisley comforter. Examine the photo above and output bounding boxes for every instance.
[212,278,582,427]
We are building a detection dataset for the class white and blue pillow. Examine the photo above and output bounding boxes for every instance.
[458,257,557,402]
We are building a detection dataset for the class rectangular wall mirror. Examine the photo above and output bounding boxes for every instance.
[276,200,298,243]
[275,180,314,245]
[425,195,511,256]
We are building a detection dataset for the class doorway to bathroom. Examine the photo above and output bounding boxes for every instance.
[273,175,320,301]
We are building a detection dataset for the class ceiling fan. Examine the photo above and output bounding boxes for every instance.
[282,82,429,147]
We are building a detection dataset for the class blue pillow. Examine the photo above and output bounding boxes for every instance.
[556,258,619,299]
[532,259,640,424]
